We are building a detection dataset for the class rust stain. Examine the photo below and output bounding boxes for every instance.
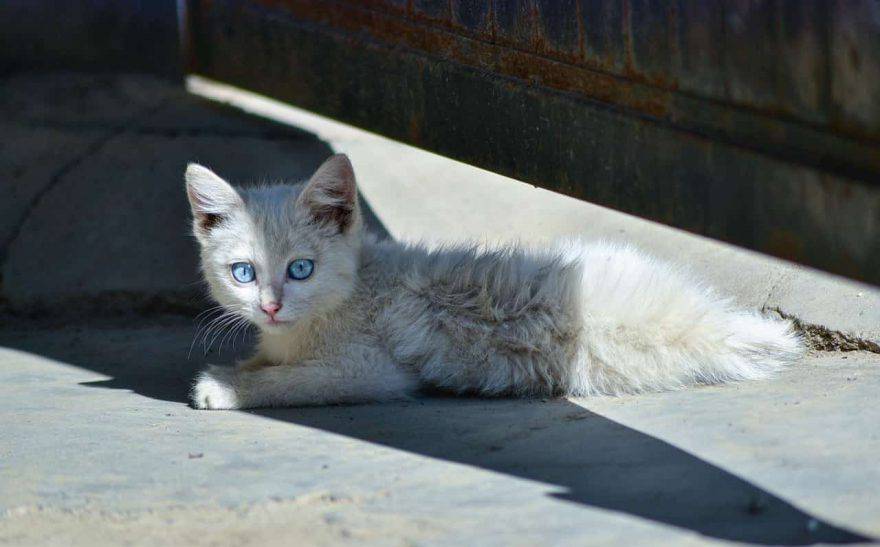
[245,0,671,119]
[575,0,585,63]
[207,0,880,167]
[530,1,547,55]
[667,1,679,65]
[621,0,635,75]
[488,0,496,42]
[764,230,806,263]
[408,109,423,144]
[234,0,880,145]
[408,0,454,30]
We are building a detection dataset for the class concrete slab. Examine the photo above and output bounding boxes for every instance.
[0,71,325,139]
[0,124,109,255]
[0,72,175,128]
[139,94,327,138]
[0,322,877,545]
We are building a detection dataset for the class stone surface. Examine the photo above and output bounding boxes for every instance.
[0,322,877,545]
[0,72,175,128]
[0,124,108,255]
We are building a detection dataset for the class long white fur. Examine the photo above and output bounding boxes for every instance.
[185,155,804,410]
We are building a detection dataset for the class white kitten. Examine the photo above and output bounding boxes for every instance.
[185,155,803,410]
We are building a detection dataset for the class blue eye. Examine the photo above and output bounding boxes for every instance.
[230,262,255,283]
[287,258,314,280]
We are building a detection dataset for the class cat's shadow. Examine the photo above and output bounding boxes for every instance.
[254,397,871,545]
[60,343,873,545]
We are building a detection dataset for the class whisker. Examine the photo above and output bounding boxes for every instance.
[196,312,233,356]
[231,319,253,351]
[194,305,225,322]
[204,312,243,355]
[217,315,247,355]
[188,306,227,359]
[226,316,248,350]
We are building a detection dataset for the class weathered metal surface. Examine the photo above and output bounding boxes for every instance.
[185,0,880,284]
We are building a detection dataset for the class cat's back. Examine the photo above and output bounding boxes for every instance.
[360,238,588,394]
[360,237,584,305]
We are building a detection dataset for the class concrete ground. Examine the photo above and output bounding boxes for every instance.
[1,73,878,546]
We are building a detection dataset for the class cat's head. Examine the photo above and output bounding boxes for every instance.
[184,154,363,332]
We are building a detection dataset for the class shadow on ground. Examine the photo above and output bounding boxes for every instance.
[0,325,871,546]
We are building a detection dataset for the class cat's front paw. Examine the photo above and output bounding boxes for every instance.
[191,366,240,410]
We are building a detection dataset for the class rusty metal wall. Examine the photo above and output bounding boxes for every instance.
[185,0,880,284]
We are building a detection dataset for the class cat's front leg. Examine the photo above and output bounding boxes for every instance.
[191,359,418,410]
[192,365,241,410]
[192,356,274,409]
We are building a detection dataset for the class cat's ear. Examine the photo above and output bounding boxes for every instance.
[184,163,243,233]
[297,154,360,234]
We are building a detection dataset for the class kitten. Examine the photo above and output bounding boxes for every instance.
[185,154,803,410]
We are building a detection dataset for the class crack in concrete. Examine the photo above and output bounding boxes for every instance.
[0,132,117,261]
[766,306,880,354]
[760,270,791,312]
[0,98,175,270]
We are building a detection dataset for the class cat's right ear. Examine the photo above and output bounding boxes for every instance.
[184,164,242,234]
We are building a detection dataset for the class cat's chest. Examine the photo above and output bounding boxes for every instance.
[260,313,383,366]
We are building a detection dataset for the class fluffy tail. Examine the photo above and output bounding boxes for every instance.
[565,243,804,395]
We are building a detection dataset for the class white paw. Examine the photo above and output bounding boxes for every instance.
[191,366,240,410]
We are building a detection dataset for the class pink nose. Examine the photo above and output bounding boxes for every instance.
[260,302,282,317]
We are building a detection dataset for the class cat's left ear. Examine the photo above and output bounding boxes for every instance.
[297,154,360,234]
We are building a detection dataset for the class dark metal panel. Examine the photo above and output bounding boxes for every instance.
[451,1,492,33]
[581,0,628,73]
[412,0,450,21]
[534,0,582,58]
[493,0,537,52]
[722,1,781,111]
[675,0,726,99]
[830,0,880,138]
[630,1,678,84]
[777,0,829,124]
[186,0,880,283]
